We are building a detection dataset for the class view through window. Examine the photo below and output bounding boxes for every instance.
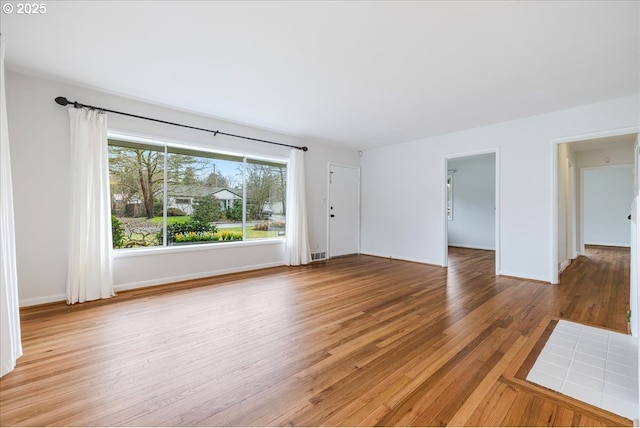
[108,137,287,249]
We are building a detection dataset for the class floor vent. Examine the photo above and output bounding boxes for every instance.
[311,252,326,261]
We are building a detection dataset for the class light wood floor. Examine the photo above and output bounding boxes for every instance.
[0,246,632,426]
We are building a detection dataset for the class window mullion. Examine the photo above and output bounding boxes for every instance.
[242,157,247,241]
[163,145,168,246]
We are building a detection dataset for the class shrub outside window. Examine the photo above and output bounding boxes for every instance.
[108,137,287,249]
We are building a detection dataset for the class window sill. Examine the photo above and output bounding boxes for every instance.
[113,238,285,259]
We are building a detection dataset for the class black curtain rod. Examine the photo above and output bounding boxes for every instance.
[54,96,308,152]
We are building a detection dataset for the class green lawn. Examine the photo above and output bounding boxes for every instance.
[221,226,283,239]
[150,216,191,225]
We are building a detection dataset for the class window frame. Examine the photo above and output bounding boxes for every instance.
[107,132,288,253]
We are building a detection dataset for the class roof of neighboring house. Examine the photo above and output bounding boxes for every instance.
[167,185,242,199]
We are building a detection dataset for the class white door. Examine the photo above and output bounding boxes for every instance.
[328,163,360,258]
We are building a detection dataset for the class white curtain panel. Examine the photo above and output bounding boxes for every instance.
[67,108,114,304]
[284,149,311,266]
[0,34,23,377]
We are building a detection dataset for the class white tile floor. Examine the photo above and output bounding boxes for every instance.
[526,320,639,421]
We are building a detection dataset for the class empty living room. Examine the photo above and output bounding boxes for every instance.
[1,1,638,426]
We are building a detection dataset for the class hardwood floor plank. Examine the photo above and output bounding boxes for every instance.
[327,375,410,426]
[464,382,520,426]
[446,334,527,426]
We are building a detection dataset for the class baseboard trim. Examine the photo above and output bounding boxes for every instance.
[20,293,67,308]
[585,242,630,248]
[19,261,286,308]
[360,251,441,267]
[448,244,496,251]
[498,270,550,284]
[114,261,286,293]
[559,259,571,273]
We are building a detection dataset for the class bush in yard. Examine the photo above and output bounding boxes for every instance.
[174,231,219,243]
[156,220,218,244]
[192,195,222,223]
[224,199,243,222]
[166,207,187,217]
[254,220,286,231]
[254,222,268,231]
[111,215,125,249]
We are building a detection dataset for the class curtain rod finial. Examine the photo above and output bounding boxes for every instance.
[302,146,308,152]
[54,96,69,106]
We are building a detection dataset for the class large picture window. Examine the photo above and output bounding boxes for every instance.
[108,137,286,249]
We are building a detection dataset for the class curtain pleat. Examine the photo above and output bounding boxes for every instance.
[284,149,311,266]
[67,109,114,304]
[0,34,23,377]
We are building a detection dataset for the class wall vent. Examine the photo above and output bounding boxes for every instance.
[311,252,326,261]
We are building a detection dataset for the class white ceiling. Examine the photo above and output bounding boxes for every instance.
[1,1,638,150]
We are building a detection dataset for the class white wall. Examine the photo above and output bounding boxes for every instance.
[447,154,495,250]
[576,145,635,168]
[583,166,633,247]
[361,95,640,281]
[6,71,359,306]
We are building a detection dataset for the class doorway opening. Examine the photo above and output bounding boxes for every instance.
[443,149,500,275]
[555,132,637,282]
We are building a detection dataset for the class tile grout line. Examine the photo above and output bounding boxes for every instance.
[559,323,579,395]
[599,329,610,407]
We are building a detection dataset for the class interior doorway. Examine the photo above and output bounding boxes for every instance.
[443,149,500,275]
[555,132,637,282]
[327,163,360,258]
